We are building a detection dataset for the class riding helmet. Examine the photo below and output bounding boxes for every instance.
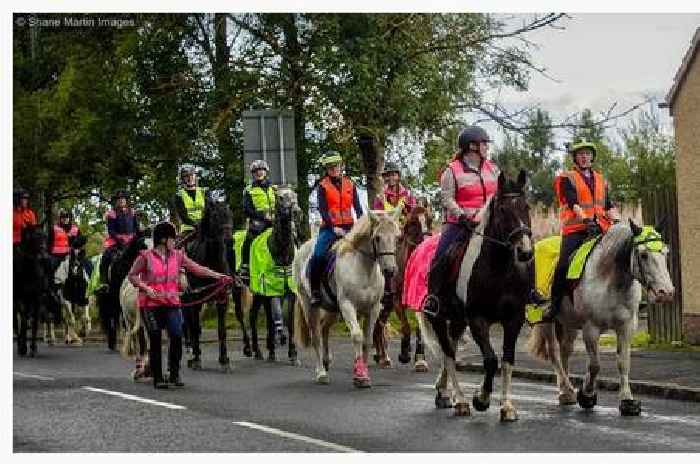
[250,159,270,174]
[568,139,597,162]
[320,151,343,167]
[457,126,491,153]
[180,164,197,179]
[153,221,177,245]
[382,162,401,176]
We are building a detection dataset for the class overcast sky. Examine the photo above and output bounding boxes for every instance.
[485,13,700,142]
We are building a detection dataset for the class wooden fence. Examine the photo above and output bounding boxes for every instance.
[641,186,683,344]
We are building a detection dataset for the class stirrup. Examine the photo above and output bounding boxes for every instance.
[422,294,440,318]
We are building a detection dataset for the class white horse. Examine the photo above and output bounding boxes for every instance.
[293,209,401,387]
[528,219,675,416]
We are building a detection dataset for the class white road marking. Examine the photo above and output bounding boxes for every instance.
[232,421,361,453]
[81,386,187,410]
[13,371,55,381]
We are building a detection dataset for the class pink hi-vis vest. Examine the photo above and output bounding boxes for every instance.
[137,249,184,310]
[445,158,499,224]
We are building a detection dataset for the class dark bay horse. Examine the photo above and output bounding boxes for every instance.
[183,200,234,372]
[97,232,149,351]
[419,170,534,421]
[372,200,433,370]
[14,225,58,357]
[247,186,302,364]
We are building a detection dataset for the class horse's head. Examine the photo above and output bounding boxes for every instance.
[629,219,675,304]
[490,170,533,266]
[200,200,233,241]
[275,185,302,225]
[368,208,402,276]
[21,224,48,257]
[403,203,432,248]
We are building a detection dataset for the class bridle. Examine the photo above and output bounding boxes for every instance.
[357,225,397,263]
[631,234,665,293]
[465,192,532,250]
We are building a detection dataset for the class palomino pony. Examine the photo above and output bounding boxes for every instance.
[182,200,234,372]
[418,170,534,421]
[373,199,433,371]
[293,208,401,387]
[14,225,58,357]
[528,219,675,416]
[246,186,302,364]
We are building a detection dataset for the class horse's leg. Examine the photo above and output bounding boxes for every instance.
[499,318,523,422]
[271,296,285,346]
[557,324,577,404]
[320,311,338,372]
[187,304,202,370]
[264,297,276,362]
[414,318,429,372]
[249,295,263,360]
[18,301,28,356]
[434,361,451,408]
[217,302,230,371]
[577,322,601,410]
[233,287,251,357]
[286,293,299,365]
[543,322,575,405]
[65,303,82,345]
[308,305,328,384]
[372,311,391,368]
[469,317,497,413]
[84,304,92,335]
[339,300,370,388]
[615,321,641,416]
[365,302,383,366]
[397,305,412,364]
[444,346,470,416]
[30,301,39,357]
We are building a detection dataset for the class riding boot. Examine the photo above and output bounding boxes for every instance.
[309,268,322,309]
[529,288,549,306]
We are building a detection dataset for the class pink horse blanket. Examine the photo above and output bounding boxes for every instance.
[402,233,441,311]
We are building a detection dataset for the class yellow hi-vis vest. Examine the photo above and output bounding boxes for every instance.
[246,185,276,216]
[178,187,206,233]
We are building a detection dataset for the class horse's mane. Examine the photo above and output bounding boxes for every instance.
[592,223,633,277]
[335,215,372,255]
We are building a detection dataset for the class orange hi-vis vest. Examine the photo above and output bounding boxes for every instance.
[554,168,611,236]
[51,224,79,255]
[320,176,355,227]
[13,208,37,244]
[137,249,184,310]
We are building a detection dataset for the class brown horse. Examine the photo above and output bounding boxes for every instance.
[373,198,433,371]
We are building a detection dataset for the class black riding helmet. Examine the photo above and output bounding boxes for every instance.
[457,126,491,154]
[153,221,177,245]
[382,162,401,176]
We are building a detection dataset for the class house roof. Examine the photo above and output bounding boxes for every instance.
[662,27,700,114]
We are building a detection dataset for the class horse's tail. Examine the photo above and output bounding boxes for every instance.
[293,298,311,348]
[526,323,554,362]
[416,312,441,358]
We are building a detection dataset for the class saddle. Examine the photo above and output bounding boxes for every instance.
[428,239,470,296]
[305,251,340,312]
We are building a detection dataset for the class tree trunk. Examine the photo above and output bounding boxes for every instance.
[357,133,385,210]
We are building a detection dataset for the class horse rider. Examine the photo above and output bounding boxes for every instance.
[96,189,140,293]
[48,209,81,272]
[308,151,364,308]
[421,126,501,316]
[172,164,210,237]
[128,222,233,389]
[13,189,38,249]
[540,139,621,322]
[239,159,276,285]
[372,161,417,216]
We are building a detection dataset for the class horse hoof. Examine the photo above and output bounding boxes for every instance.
[414,360,429,373]
[373,354,380,364]
[435,394,452,409]
[243,345,252,357]
[254,350,264,360]
[378,358,392,369]
[472,395,490,412]
[353,377,371,389]
[268,352,276,362]
[322,360,330,371]
[398,353,411,364]
[619,399,641,416]
[316,371,330,384]
[500,407,519,422]
[559,392,577,405]
[576,389,597,410]
[187,358,202,370]
[454,402,471,417]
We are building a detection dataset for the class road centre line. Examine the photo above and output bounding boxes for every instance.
[13,371,55,381]
[81,386,187,410]
[232,421,362,453]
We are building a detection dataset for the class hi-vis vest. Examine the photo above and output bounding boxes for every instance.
[51,224,79,255]
[554,169,611,236]
[178,187,206,233]
[137,249,184,309]
[320,176,354,226]
[246,184,276,216]
[445,158,499,224]
[383,196,406,213]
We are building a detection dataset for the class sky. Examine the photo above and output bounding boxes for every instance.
[484,13,700,144]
